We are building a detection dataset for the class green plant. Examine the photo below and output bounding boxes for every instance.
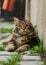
[34,25,38,34]
[0,54,22,65]
[34,25,40,43]
[33,43,43,53]
[29,42,44,54]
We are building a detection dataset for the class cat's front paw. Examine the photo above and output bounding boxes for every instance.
[16,44,30,52]
[5,44,15,52]
[16,47,27,52]
[3,39,9,45]
[16,47,23,52]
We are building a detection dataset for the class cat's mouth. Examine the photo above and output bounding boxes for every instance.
[19,31,30,35]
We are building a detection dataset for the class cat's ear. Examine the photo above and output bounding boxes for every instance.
[14,17,20,25]
[14,17,19,21]
[25,17,31,23]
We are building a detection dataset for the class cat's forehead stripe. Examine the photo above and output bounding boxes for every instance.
[15,20,31,26]
[21,20,29,24]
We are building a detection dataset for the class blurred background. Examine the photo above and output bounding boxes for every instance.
[0,0,25,21]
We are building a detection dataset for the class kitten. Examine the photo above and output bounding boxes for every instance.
[3,17,36,52]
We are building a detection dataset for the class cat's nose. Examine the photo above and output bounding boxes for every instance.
[21,29,25,32]
[23,27,25,30]
[23,28,25,30]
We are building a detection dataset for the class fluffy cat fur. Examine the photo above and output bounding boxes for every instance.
[3,17,38,52]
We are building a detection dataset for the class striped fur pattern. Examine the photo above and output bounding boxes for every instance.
[3,18,35,52]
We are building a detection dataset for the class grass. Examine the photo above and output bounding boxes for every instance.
[0,21,13,33]
[0,46,5,51]
[41,62,45,65]
[0,36,8,40]
[0,21,14,25]
[0,28,13,33]
[0,54,22,65]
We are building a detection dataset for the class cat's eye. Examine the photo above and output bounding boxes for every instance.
[17,25,21,28]
[16,28,19,30]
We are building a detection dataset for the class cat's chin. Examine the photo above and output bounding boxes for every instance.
[19,32,26,35]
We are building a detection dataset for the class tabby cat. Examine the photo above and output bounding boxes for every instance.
[3,17,36,52]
